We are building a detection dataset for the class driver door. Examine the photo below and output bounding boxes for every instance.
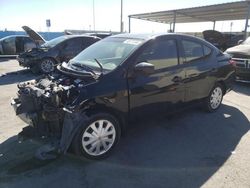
[128,37,186,119]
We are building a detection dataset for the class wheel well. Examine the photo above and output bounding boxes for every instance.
[217,81,226,95]
[84,106,127,135]
[42,57,57,63]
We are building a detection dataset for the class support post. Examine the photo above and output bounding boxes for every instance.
[213,21,216,30]
[120,0,123,32]
[128,16,131,33]
[173,11,176,32]
[244,3,250,39]
[93,0,95,31]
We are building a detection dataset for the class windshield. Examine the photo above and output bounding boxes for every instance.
[41,36,68,48]
[243,37,250,45]
[70,37,144,72]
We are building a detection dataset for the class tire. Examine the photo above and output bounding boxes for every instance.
[204,83,224,112]
[72,113,121,160]
[39,58,56,73]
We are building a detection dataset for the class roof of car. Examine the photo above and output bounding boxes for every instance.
[109,33,218,50]
[63,34,100,39]
[110,33,199,40]
[0,35,29,40]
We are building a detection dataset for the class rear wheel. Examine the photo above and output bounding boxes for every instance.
[204,83,224,112]
[39,58,56,73]
[72,113,121,160]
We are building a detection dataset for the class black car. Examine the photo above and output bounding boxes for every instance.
[11,33,235,160]
[18,35,100,73]
[225,37,250,80]
[0,35,37,56]
[202,30,243,51]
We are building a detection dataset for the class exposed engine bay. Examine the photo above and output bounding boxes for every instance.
[12,73,95,159]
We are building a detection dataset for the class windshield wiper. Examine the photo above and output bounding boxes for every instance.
[71,62,97,76]
[94,58,103,76]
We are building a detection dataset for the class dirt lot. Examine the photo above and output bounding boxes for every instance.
[0,59,250,188]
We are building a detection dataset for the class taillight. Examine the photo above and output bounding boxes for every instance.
[229,59,237,67]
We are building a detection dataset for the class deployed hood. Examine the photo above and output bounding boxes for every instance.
[226,44,250,56]
[22,26,46,45]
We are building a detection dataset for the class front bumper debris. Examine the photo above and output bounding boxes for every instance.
[232,57,250,80]
[11,98,36,126]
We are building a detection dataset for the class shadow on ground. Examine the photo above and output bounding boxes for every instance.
[0,104,249,188]
[233,81,250,96]
[0,57,16,62]
[0,69,37,85]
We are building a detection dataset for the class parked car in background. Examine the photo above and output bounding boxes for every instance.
[203,30,243,51]
[225,37,250,80]
[12,33,235,160]
[0,26,47,57]
[0,35,37,57]
[89,33,113,39]
[17,35,100,73]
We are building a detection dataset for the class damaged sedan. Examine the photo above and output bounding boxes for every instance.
[226,37,250,80]
[11,33,235,160]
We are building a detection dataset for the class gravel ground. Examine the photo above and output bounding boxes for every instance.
[0,59,250,188]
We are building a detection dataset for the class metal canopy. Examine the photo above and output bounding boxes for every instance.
[128,1,250,37]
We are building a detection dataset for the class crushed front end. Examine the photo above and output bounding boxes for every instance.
[11,73,93,158]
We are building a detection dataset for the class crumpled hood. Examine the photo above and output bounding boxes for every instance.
[226,44,250,55]
[22,26,46,45]
[19,47,48,58]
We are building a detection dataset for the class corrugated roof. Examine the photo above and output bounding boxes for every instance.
[129,1,250,24]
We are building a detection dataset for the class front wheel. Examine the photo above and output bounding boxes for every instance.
[39,58,56,73]
[72,113,121,160]
[204,84,224,112]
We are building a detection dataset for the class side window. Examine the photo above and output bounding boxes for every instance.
[2,37,16,55]
[81,38,97,49]
[64,38,81,51]
[23,37,36,51]
[182,40,204,62]
[15,37,24,53]
[136,39,179,70]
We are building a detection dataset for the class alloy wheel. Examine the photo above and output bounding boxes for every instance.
[41,59,54,73]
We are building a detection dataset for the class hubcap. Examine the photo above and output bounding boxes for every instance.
[41,59,54,73]
[82,120,116,156]
[210,87,223,109]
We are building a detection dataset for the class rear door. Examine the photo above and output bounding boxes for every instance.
[23,37,36,52]
[179,37,217,102]
[15,36,24,54]
[128,36,186,118]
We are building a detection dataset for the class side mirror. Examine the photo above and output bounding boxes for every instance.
[238,40,243,45]
[134,62,154,75]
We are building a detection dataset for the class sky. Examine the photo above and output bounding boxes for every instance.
[0,0,246,33]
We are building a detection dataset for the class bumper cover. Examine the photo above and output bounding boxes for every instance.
[232,57,250,79]
[11,98,37,126]
[11,97,87,158]
[17,56,38,68]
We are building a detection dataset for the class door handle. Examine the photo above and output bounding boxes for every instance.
[172,76,182,83]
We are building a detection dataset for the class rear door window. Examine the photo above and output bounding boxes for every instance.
[182,40,212,63]
[64,38,82,52]
[182,40,204,62]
